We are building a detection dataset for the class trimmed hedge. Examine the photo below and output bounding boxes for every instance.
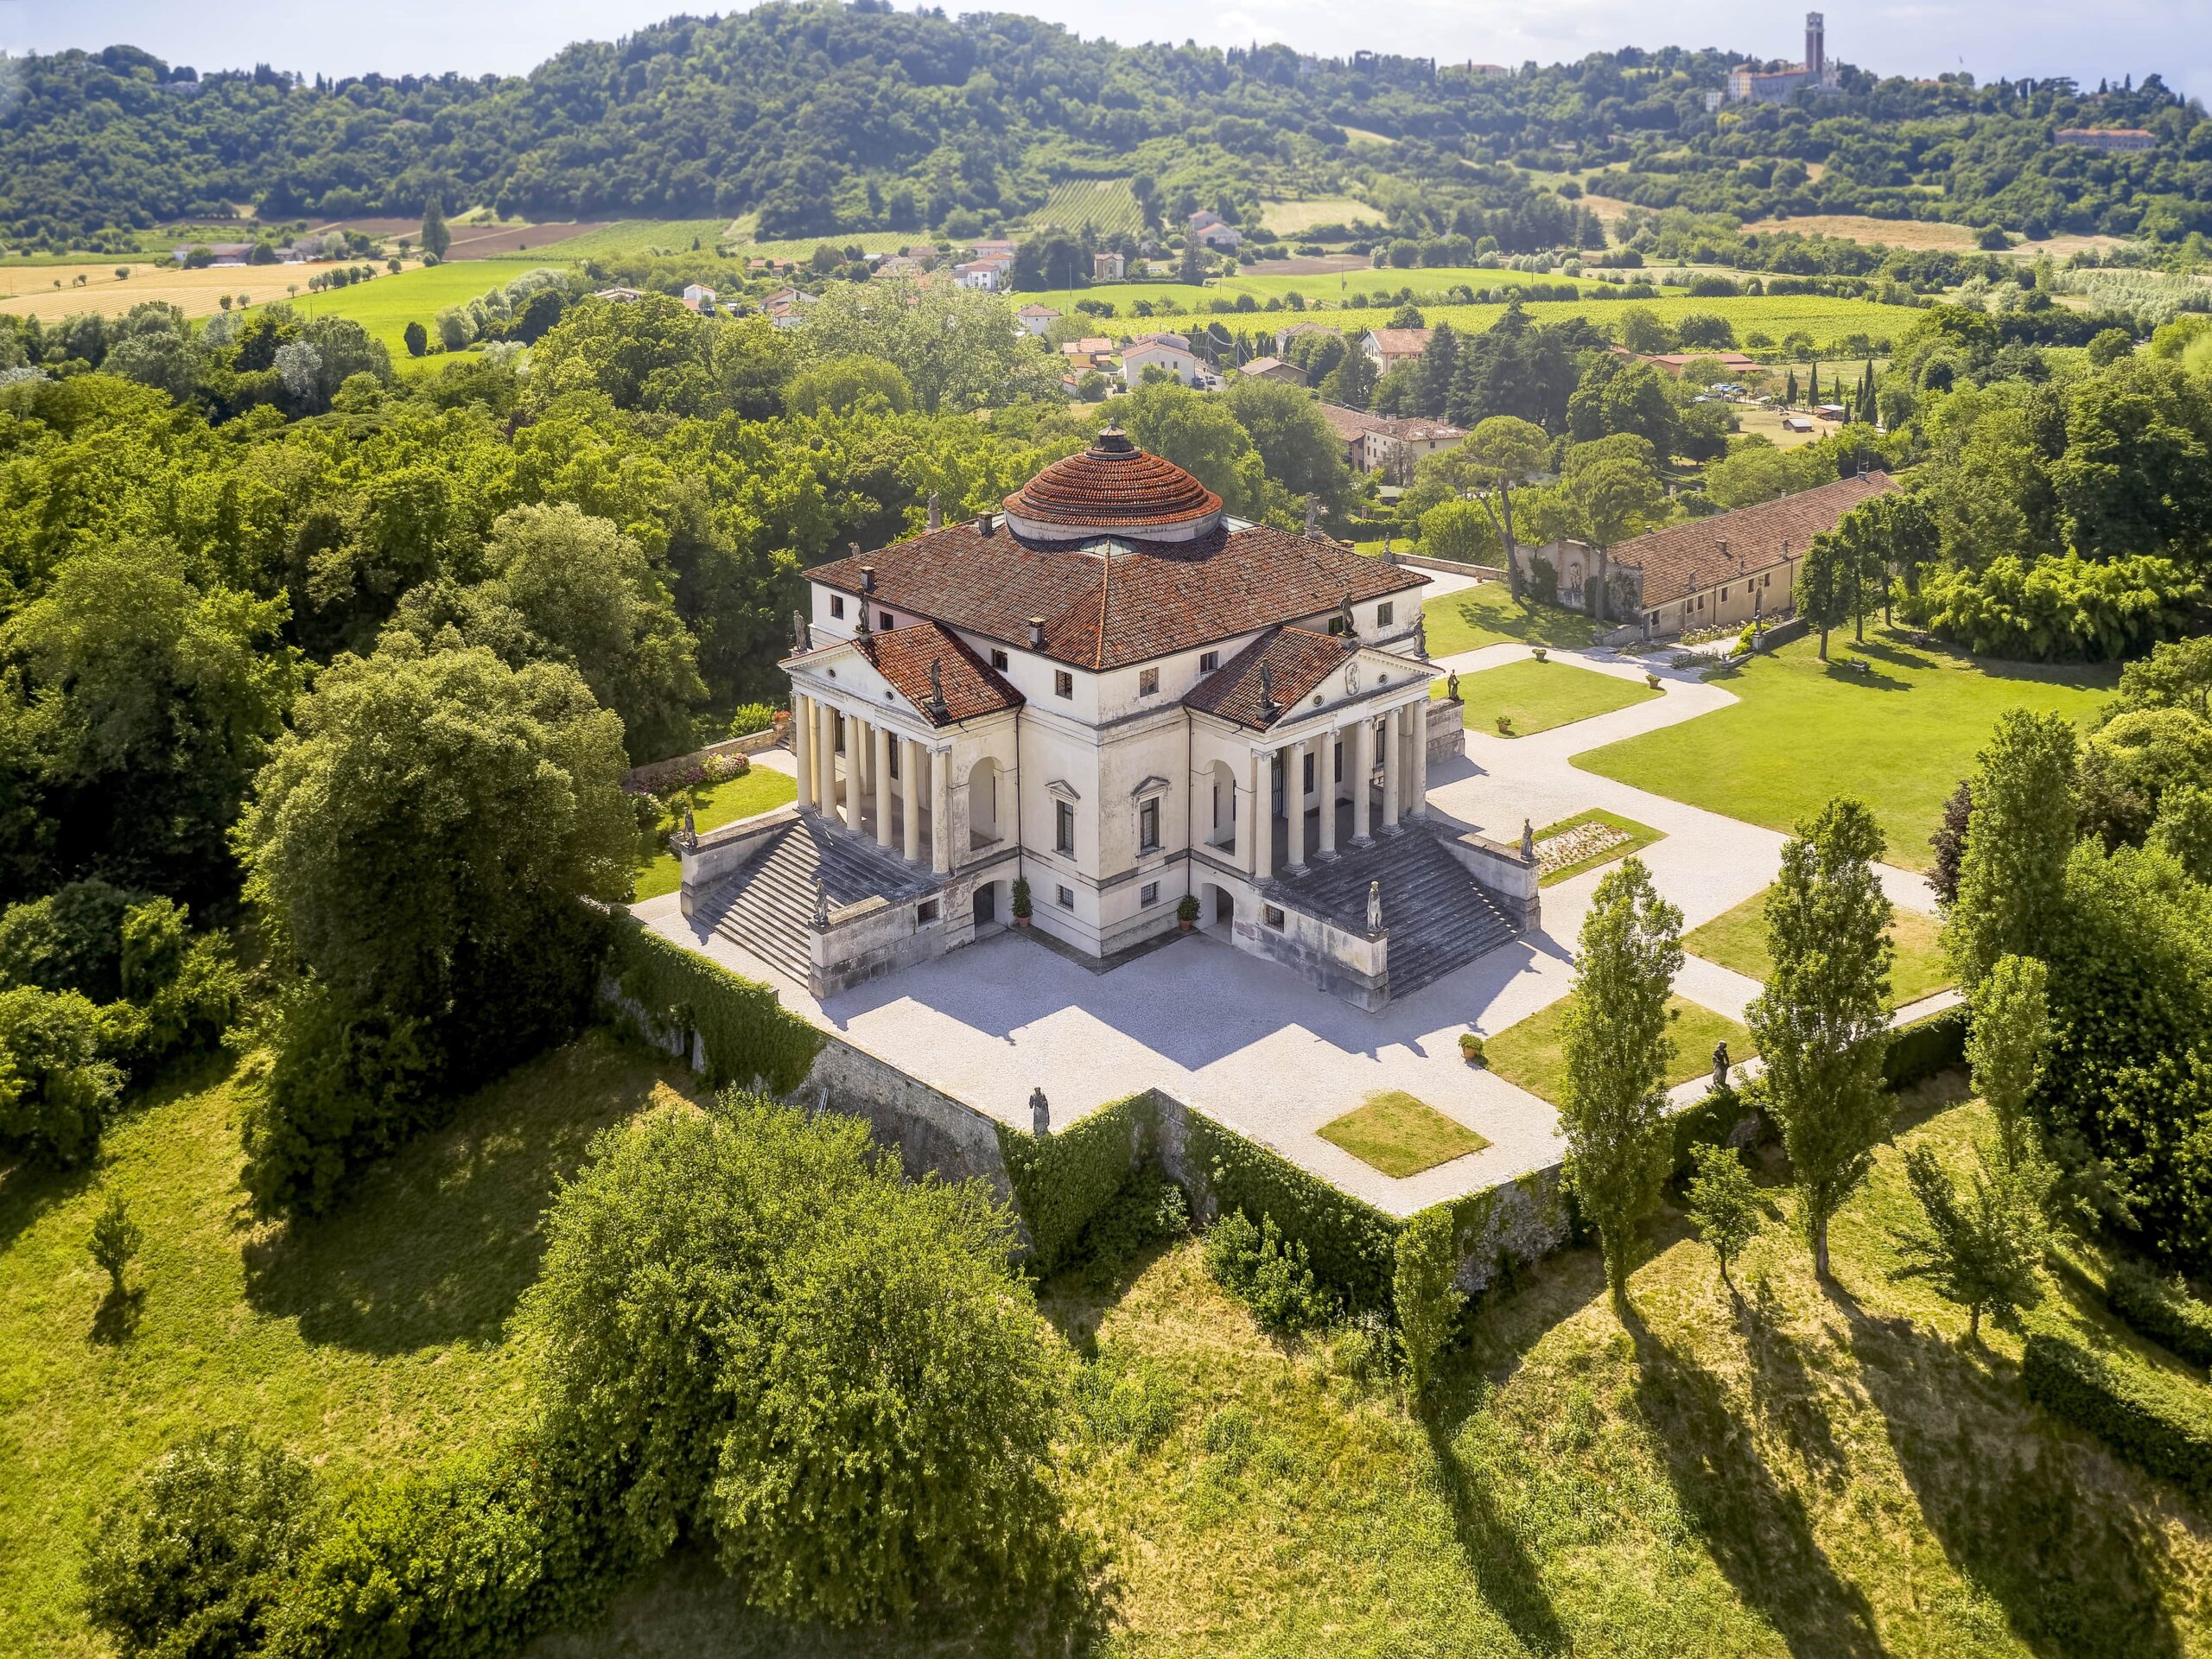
[1883,1007,1967,1090]
[1668,1082,1763,1176]
[996,1094,1155,1273]
[604,913,822,1093]
[1185,1109,1402,1311]
[2107,1262,2212,1370]
[2022,1334,2212,1502]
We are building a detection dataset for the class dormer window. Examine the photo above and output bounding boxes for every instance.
[1377,601,1395,626]
[1054,671,1074,699]
[1326,615,1348,636]
[1199,651,1219,673]
[830,595,846,620]
[1138,667,1160,696]
[990,648,1008,671]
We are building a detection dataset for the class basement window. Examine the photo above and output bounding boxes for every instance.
[1262,904,1285,930]
[1057,884,1075,910]
[917,899,940,923]
[1141,881,1160,906]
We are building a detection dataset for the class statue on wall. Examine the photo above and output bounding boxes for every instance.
[1258,661,1278,716]
[1367,880,1382,934]
[791,609,810,652]
[1304,495,1319,537]
[1413,611,1428,660]
[1520,818,1535,861]
[1712,1040,1731,1091]
[1030,1085,1051,1136]
[1446,669,1460,702]
[812,880,830,929]
[927,658,949,719]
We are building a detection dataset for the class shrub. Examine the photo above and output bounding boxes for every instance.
[606,912,822,1092]
[1394,1205,1464,1395]
[2022,1333,2212,1501]
[90,1191,142,1297]
[1883,1007,1967,1090]
[727,702,781,738]
[1176,893,1200,925]
[1205,1208,1338,1335]
[0,984,124,1166]
[0,878,144,1000]
[1459,1031,1485,1065]
[83,1427,325,1658]
[2107,1261,2212,1369]
[1071,1166,1188,1281]
[1186,1111,1402,1310]
[995,1093,1153,1272]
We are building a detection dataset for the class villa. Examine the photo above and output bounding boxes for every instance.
[677,431,1538,1011]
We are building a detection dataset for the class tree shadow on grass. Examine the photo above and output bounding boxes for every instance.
[1742,1274,1847,1489]
[245,1035,685,1354]
[1417,1402,1570,1656]
[1835,1286,2190,1659]
[1624,1304,1885,1659]
[89,1283,145,1346]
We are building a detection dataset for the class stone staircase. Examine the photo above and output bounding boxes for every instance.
[1265,820,1519,1002]
[696,816,938,982]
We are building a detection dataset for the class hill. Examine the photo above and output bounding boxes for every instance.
[3,10,2206,254]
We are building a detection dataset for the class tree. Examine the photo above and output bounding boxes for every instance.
[1948,709,2078,992]
[89,1189,142,1297]
[1316,346,1377,410]
[402,319,428,358]
[1560,452,1660,624]
[84,1428,325,1659]
[1891,1143,2044,1341]
[234,644,634,1213]
[1747,798,1895,1281]
[1218,375,1352,514]
[418,198,450,262]
[1684,1141,1764,1294]
[0,985,124,1167]
[1798,527,1853,660]
[1119,380,1275,520]
[784,353,912,417]
[1178,238,1209,287]
[1967,953,2055,1182]
[1929,779,1972,906]
[1560,857,1684,1300]
[1457,415,1548,563]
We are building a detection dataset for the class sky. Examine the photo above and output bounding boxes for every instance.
[4,0,2209,102]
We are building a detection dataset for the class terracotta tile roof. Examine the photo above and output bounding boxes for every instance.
[1003,428,1221,534]
[1318,402,1389,442]
[1612,471,1899,608]
[1375,416,1465,443]
[1365,327,1432,357]
[1184,626,1355,730]
[846,621,1023,727]
[808,520,1428,672]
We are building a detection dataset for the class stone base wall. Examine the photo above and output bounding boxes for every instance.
[1427,696,1465,765]
[797,1036,1017,1205]
[1237,902,1389,1013]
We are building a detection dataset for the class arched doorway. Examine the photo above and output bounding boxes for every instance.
[1208,760,1237,850]
[968,755,1000,848]
[973,877,1007,933]
[1198,880,1236,932]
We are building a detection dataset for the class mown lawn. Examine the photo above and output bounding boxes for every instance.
[1687,886,1955,1007]
[1319,1091,1489,1179]
[1534,807,1666,887]
[1450,657,1660,738]
[547,1089,2212,1658]
[0,1033,698,1657]
[1423,583,1600,655]
[631,766,798,901]
[1486,992,1752,1106]
[1575,628,2115,871]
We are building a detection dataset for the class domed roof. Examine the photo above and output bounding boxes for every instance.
[1001,428,1223,543]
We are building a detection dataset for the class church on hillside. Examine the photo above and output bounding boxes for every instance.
[676,429,1539,1010]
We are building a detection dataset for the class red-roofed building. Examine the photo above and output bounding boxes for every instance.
[668,430,1528,1005]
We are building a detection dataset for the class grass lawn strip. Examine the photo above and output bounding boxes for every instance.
[1317,1090,1490,1179]
[630,767,798,900]
[1485,992,1753,1106]
[1575,627,2113,872]
[1684,884,1954,1006]
[1447,657,1660,739]
[1533,808,1666,887]
[1421,582,1599,655]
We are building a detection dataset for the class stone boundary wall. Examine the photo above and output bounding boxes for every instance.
[626,721,788,793]
[1393,553,1506,582]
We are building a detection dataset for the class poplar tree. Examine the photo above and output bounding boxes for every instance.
[419,197,450,262]
[1747,798,1895,1281]
[1560,857,1684,1301]
[1948,709,2078,992]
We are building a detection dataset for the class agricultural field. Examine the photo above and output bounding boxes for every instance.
[1013,263,1609,321]
[481,219,730,262]
[1030,178,1144,237]
[291,261,569,359]
[1257,196,1381,234]
[0,260,435,325]
[721,228,920,264]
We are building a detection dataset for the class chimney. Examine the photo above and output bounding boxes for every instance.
[1027,616,1046,648]
[926,491,942,530]
[979,514,995,538]
[860,564,876,594]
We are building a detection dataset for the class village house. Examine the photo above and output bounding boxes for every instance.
[1274,319,1338,359]
[954,257,1013,292]
[173,242,253,267]
[1618,346,1761,379]
[1506,470,1897,640]
[1725,11,1842,102]
[1016,303,1062,336]
[1094,251,1127,281]
[592,286,647,303]
[677,429,1530,1009]
[681,283,717,313]
[1362,327,1432,374]
[2055,127,2158,151]
[1121,334,1203,388]
[1362,416,1468,480]
[1318,403,1390,472]
[1238,355,1308,388]
[1187,210,1244,251]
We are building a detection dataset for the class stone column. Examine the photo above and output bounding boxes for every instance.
[873,723,894,851]
[841,715,866,834]
[1285,738,1308,874]
[930,747,951,874]
[815,701,838,823]
[1253,747,1274,880]
[1233,760,1254,872]
[1317,733,1338,860]
[1407,701,1430,819]
[1381,706,1402,832]
[1351,716,1375,845]
[902,736,923,863]
[792,692,815,811]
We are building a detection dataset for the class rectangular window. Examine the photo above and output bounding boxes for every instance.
[830,595,846,619]
[1326,614,1348,636]
[1055,800,1075,854]
[1302,752,1315,791]
[1377,601,1395,626]
[1719,588,1728,602]
[1141,881,1160,907]
[1139,798,1160,853]
[879,609,893,631]
[1056,884,1074,910]
[990,647,1008,671]
[1138,666,1160,696]
[1199,650,1219,672]
[1054,670,1074,699]
[1262,904,1285,930]
[917,899,939,923]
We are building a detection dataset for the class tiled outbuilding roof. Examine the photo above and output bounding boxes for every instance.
[1611,471,1898,607]
[842,621,1023,727]
[807,519,1427,671]
[1184,626,1356,730]
[1317,402,1389,442]
[1366,327,1432,358]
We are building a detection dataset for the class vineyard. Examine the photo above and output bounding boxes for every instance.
[481,219,732,262]
[1029,178,1145,238]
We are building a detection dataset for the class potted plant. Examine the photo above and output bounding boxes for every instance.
[1011,877,1033,928]
[1459,1032,1486,1066]
[1645,671,1662,690]
[1496,713,1514,736]
[1532,645,1548,663]
[1176,893,1201,931]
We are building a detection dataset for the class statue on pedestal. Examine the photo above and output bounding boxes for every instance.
[1446,669,1460,702]
[1520,818,1535,861]
[1712,1040,1731,1091]
[791,609,810,652]
[1030,1086,1051,1136]
[1367,880,1382,934]
[812,881,830,929]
